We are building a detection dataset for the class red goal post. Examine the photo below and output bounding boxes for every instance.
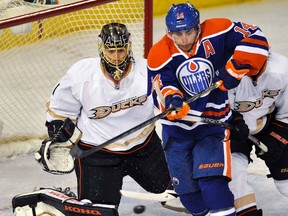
[0,0,153,150]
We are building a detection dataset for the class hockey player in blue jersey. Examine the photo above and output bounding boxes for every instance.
[147,2,269,216]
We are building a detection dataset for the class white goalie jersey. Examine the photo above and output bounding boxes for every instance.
[228,52,288,134]
[46,57,155,152]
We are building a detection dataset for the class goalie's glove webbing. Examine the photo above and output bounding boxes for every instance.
[35,118,77,175]
[35,139,74,175]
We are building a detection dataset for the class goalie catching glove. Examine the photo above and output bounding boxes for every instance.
[35,118,77,175]
[35,139,74,175]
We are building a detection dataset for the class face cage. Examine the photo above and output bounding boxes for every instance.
[99,42,132,83]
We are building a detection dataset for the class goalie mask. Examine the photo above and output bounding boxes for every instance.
[98,22,133,89]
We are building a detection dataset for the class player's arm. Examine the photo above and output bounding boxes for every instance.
[46,71,82,123]
[148,66,189,120]
[36,70,82,174]
[274,57,288,126]
[231,21,269,76]
[214,20,269,91]
[147,38,190,120]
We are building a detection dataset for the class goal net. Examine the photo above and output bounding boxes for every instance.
[0,0,152,155]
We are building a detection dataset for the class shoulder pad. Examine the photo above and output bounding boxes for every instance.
[147,35,179,70]
[200,18,233,38]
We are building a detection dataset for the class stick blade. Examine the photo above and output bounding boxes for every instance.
[120,190,177,202]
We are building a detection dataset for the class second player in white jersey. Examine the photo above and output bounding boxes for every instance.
[229,51,288,216]
[229,52,288,133]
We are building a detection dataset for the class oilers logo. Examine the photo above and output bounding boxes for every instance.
[176,57,214,96]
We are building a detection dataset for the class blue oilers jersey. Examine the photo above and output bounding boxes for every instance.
[147,18,269,139]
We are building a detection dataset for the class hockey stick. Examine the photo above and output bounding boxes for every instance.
[120,189,178,202]
[152,79,268,153]
[182,115,268,153]
[121,189,189,213]
[70,81,223,158]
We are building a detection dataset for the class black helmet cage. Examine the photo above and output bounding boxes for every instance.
[98,23,133,85]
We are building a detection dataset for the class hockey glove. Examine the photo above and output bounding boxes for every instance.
[230,110,250,142]
[35,139,74,175]
[35,118,77,175]
[229,110,251,159]
[165,93,190,120]
[46,119,75,142]
[255,120,288,166]
[214,59,250,91]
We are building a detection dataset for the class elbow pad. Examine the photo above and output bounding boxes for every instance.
[214,59,250,91]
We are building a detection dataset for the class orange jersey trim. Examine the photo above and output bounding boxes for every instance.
[199,18,233,39]
[243,37,269,48]
[163,89,184,98]
[224,129,232,179]
[76,159,83,199]
[147,35,181,69]
[202,105,230,118]
[234,50,268,76]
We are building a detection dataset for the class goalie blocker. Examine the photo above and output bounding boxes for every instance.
[12,187,119,216]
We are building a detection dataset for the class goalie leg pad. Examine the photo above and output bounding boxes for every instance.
[229,153,255,200]
[14,202,65,216]
[12,189,65,216]
[12,188,119,216]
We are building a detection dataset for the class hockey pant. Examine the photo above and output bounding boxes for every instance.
[75,130,171,205]
[163,131,235,216]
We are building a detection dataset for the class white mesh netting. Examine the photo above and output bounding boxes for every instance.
[0,0,148,153]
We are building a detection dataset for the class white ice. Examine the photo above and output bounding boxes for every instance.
[1,0,288,215]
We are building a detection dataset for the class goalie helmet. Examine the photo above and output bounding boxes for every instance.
[98,22,133,89]
[165,2,200,33]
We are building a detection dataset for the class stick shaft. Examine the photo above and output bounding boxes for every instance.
[70,81,222,158]
[183,115,268,152]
